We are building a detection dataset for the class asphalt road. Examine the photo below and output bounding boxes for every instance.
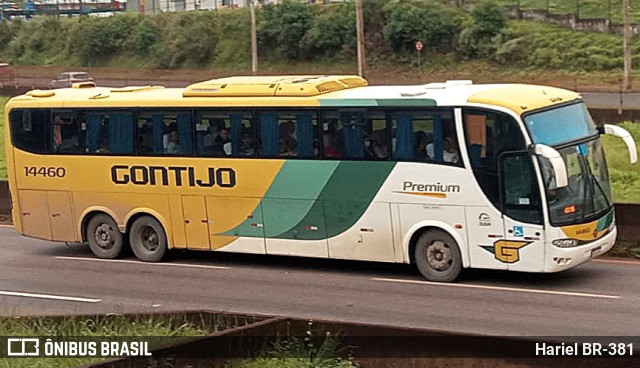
[1,226,639,336]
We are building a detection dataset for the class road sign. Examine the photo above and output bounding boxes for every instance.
[415,41,423,51]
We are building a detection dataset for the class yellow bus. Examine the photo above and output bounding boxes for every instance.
[5,75,636,282]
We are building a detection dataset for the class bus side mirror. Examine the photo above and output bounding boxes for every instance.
[533,144,568,189]
[603,124,638,164]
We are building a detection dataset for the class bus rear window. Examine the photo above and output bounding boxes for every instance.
[10,109,48,153]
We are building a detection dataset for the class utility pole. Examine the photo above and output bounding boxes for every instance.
[250,0,258,75]
[623,0,632,90]
[355,0,366,77]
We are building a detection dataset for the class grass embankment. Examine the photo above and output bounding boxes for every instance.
[479,0,640,24]
[0,314,217,368]
[0,315,356,368]
[601,122,640,203]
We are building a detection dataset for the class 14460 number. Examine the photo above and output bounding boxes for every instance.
[24,166,66,178]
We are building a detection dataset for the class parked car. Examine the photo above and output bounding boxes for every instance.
[0,63,15,80]
[50,72,94,88]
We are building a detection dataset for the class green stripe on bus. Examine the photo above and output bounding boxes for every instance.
[595,210,614,231]
[220,161,338,237]
[276,161,396,239]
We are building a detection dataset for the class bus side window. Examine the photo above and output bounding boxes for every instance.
[137,112,193,156]
[256,110,317,159]
[501,153,542,224]
[50,113,81,154]
[463,110,527,208]
[10,109,48,154]
[391,110,459,165]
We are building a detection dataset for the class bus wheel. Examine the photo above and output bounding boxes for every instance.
[87,214,123,259]
[414,230,462,282]
[129,216,167,262]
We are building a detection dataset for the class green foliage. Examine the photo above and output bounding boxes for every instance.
[301,3,356,60]
[125,16,160,57]
[0,2,637,73]
[458,0,507,58]
[6,17,67,65]
[213,9,251,67]
[258,0,313,61]
[67,14,142,66]
[383,0,462,53]
[601,122,640,203]
[0,19,21,52]
[151,11,218,69]
[233,322,357,368]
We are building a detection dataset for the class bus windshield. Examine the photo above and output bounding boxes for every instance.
[525,103,611,225]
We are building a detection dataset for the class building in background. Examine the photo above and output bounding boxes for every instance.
[126,0,282,14]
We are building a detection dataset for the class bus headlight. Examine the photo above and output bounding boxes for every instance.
[552,239,579,248]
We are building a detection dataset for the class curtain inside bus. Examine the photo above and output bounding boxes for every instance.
[296,114,314,158]
[340,112,365,159]
[85,114,103,153]
[230,114,243,156]
[177,113,193,154]
[259,113,279,156]
[152,114,164,154]
[109,113,134,154]
[394,115,413,160]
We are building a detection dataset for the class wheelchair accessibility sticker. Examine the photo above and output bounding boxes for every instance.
[513,226,524,238]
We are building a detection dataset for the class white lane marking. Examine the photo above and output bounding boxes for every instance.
[0,224,14,228]
[0,290,101,303]
[372,278,620,299]
[593,258,640,266]
[56,256,230,270]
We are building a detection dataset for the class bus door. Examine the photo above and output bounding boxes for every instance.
[499,152,545,272]
[182,196,210,250]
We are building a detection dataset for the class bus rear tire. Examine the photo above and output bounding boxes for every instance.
[414,230,462,283]
[87,214,123,259]
[129,216,167,262]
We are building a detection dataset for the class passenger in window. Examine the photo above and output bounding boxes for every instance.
[324,133,343,158]
[427,136,459,164]
[365,131,388,160]
[240,131,255,156]
[210,128,231,156]
[414,131,429,160]
[166,130,181,154]
[280,136,297,156]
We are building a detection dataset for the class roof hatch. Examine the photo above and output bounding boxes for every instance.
[183,75,368,97]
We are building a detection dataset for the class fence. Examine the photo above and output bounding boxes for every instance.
[452,0,640,28]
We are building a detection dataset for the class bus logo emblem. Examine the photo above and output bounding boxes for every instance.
[481,240,532,263]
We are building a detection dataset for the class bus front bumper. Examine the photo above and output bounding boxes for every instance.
[544,227,617,273]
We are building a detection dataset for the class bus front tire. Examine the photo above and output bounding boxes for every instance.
[414,230,462,283]
[129,216,167,262]
[87,214,123,259]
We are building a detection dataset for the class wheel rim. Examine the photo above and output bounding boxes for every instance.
[426,240,453,272]
[139,225,159,252]
[94,223,116,250]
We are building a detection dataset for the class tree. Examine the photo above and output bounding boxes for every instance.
[458,0,507,58]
